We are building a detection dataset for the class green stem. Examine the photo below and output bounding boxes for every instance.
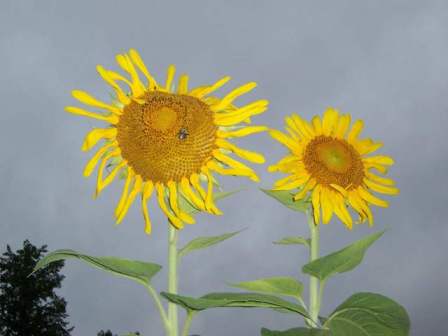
[307,209,320,327]
[143,283,170,334]
[181,311,196,336]
[168,225,179,336]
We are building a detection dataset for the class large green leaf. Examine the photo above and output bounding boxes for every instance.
[261,189,310,213]
[230,277,303,298]
[261,327,330,336]
[273,236,310,247]
[324,292,410,336]
[33,249,161,286]
[178,230,242,258]
[179,190,240,214]
[302,231,384,281]
[161,292,308,318]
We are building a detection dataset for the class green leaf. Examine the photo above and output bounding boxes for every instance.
[230,277,303,298]
[261,327,330,336]
[179,189,241,214]
[33,249,161,286]
[324,292,410,336]
[261,189,310,213]
[273,236,310,247]
[178,230,242,258]
[161,292,308,318]
[302,231,384,281]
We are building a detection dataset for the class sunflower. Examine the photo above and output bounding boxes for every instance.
[66,49,268,234]
[269,108,399,229]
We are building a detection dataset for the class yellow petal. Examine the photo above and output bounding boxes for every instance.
[128,49,158,89]
[329,184,348,197]
[217,126,267,138]
[191,76,231,98]
[268,155,299,173]
[155,183,184,229]
[291,114,315,139]
[333,197,353,230]
[165,64,176,92]
[65,106,118,124]
[82,128,117,151]
[293,178,316,200]
[213,82,257,111]
[357,187,389,207]
[190,173,206,199]
[269,129,299,152]
[215,139,265,164]
[96,65,130,105]
[364,178,400,195]
[83,142,116,177]
[321,187,334,224]
[311,185,321,224]
[365,171,396,186]
[203,168,216,213]
[364,162,388,174]
[115,168,133,217]
[363,155,395,166]
[168,180,194,224]
[214,100,268,125]
[274,174,309,191]
[212,151,259,182]
[348,191,373,226]
[180,177,205,210]
[356,139,383,155]
[98,160,126,196]
[72,90,121,114]
[142,181,154,234]
[116,54,145,97]
[95,149,120,196]
[334,114,351,139]
[347,119,364,143]
[311,116,323,135]
[116,176,143,224]
[177,74,189,94]
[322,108,339,136]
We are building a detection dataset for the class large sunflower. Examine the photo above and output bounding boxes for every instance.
[269,108,399,229]
[66,49,268,234]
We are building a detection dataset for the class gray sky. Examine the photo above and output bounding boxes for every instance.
[1,1,447,335]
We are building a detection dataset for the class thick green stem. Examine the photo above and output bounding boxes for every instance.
[307,209,320,327]
[181,311,196,336]
[168,225,179,336]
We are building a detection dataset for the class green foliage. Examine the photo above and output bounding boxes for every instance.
[273,236,310,247]
[161,292,309,318]
[261,327,330,336]
[302,231,384,281]
[178,230,242,258]
[324,292,410,336]
[0,240,73,336]
[34,249,162,286]
[230,277,303,298]
[261,189,310,213]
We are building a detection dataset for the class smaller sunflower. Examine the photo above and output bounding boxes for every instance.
[269,108,399,229]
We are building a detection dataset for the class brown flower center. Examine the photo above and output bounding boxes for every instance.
[303,136,364,188]
[116,91,217,183]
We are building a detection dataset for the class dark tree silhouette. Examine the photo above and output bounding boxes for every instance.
[97,331,116,336]
[0,240,73,336]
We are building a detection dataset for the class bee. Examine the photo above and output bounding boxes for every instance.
[177,127,189,140]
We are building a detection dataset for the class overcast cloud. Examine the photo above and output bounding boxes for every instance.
[1,1,447,335]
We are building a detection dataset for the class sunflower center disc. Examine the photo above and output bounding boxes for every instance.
[303,136,364,188]
[117,91,217,183]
